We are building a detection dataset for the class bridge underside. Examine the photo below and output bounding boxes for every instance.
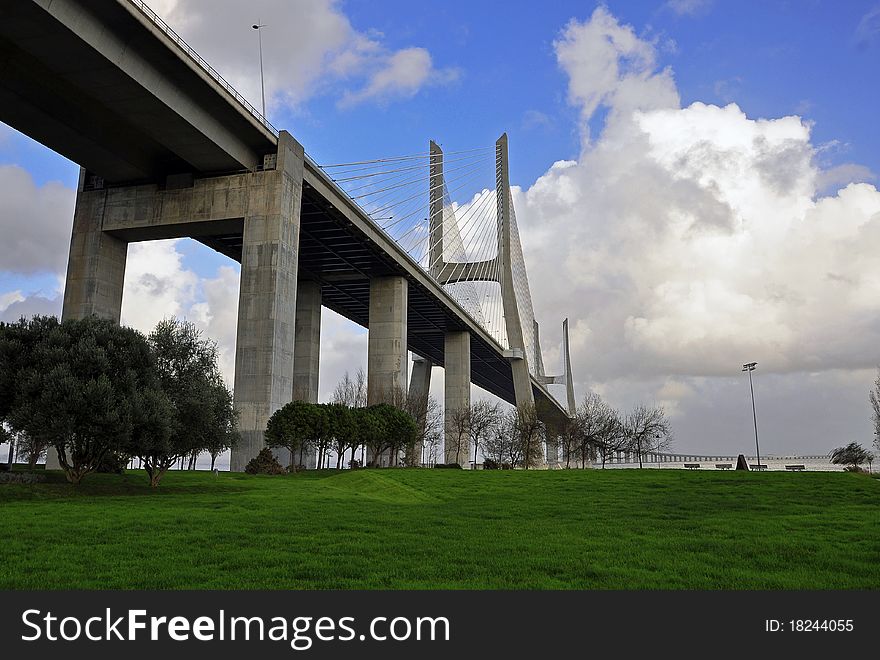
[0,0,568,423]
[190,180,542,407]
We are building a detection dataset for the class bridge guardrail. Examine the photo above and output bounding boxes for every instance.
[127,0,279,137]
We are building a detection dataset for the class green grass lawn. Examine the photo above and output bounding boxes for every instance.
[0,468,878,589]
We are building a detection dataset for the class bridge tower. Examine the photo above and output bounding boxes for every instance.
[429,135,537,465]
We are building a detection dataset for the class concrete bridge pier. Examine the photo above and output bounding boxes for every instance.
[47,132,305,473]
[444,330,471,466]
[407,354,433,466]
[288,279,321,470]
[366,275,408,466]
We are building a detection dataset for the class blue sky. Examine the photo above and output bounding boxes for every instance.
[4,2,878,195]
[3,0,880,456]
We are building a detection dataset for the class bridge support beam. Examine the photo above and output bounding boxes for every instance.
[366,275,408,466]
[444,330,471,467]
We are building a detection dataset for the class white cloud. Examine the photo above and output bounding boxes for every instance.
[666,0,713,16]
[0,290,24,312]
[0,165,75,274]
[148,0,456,112]
[339,47,459,108]
[514,7,880,453]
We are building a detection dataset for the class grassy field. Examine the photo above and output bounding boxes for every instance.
[0,468,878,589]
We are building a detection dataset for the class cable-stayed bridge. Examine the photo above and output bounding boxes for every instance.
[0,0,575,469]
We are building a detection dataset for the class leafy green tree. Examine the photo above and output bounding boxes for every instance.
[326,403,357,469]
[134,319,233,486]
[10,316,165,484]
[204,381,239,471]
[830,442,871,471]
[359,405,389,467]
[265,400,322,469]
[1,316,59,469]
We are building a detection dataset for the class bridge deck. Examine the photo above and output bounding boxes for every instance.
[0,0,567,417]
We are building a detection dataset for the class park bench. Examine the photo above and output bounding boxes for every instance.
[751,464,768,471]
[785,464,805,471]
[684,463,700,470]
[715,463,732,470]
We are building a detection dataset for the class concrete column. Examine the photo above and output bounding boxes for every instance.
[406,355,432,466]
[545,436,559,469]
[47,172,129,470]
[290,279,321,470]
[444,330,471,466]
[365,275,408,467]
[230,132,304,472]
[367,276,409,404]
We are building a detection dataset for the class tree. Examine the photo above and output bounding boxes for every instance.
[332,368,367,408]
[135,318,234,486]
[446,406,471,466]
[204,380,240,471]
[577,393,624,469]
[358,405,388,467]
[326,403,357,469]
[265,400,323,470]
[624,405,672,469]
[511,404,545,469]
[871,371,880,453]
[10,316,165,484]
[830,442,872,471]
[467,400,502,469]
[1,316,59,470]
[332,369,367,464]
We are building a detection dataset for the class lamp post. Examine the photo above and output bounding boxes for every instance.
[742,362,761,470]
[252,21,267,118]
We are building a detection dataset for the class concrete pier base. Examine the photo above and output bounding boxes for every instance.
[444,330,471,466]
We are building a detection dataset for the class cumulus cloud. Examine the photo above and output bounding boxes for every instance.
[515,7,880,453]
[339,47,459,108]
[0,165,75,274]
[148,0,457,112]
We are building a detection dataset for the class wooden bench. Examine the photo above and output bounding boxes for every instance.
[684,463,700,470]
[785,464,805,471]
[715,463,732,470]
[751,464,768,471]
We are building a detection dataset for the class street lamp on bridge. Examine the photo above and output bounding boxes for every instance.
[742,362,761,470]
[252,21,267,119]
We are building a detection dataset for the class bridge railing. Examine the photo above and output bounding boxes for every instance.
[126,0,279,137]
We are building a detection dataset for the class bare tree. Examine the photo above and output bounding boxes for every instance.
[467,400,503,469]
[332,368,367,408]
[624,404,672,468]
[575,393,623,468]
[484,413,519,468]
[870,371,880,454]
[446,406,471,466]
[512,403,545,469]
[333,368,368,465]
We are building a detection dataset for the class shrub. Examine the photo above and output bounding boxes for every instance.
[97,452,128,474]
[244,448,285,475]
[0,472,45,484]
[483,458,499,470]
[434,462,462,469]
